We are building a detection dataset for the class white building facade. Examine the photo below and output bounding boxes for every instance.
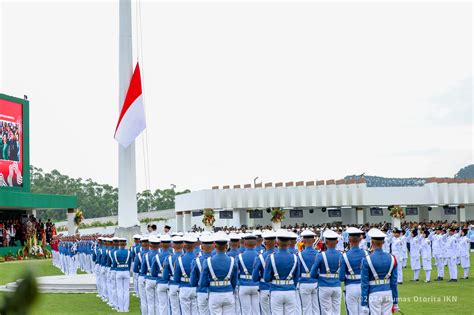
[174,178,474,232]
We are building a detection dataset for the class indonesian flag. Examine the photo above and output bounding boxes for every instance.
[114,63,146,148]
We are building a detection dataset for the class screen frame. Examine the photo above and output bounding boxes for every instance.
[0,93,30,192]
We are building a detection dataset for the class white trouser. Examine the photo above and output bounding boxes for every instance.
[295,289,301,315]
[435,255,445,277]
[169,284,181,315]
[259,289,270,315]
[448,257,458,280]
[157,283,170,315]
[179,286,197,315]
[100,267,107,298]
[139,276,148,315]
[197,292,210,315]
[208,291,234,315]
[460,256,470,269]
[116,270,130,312]
[368,290,393,315]
[410,255,421,270]
[110,270,117,307]
[270,290,296,315]
[318,286,341,315]
[146,279,157,315]
[299,282,319,315]
[95,264,101,296]
[344,284,362,315]
[238,285,259,315]
[133,272,139,295]
[394,254,403,283]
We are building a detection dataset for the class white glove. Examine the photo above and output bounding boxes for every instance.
[393,304,400,312]
[361,306,370,314]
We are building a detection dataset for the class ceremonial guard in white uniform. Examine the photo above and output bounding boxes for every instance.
[135,236,150,315]
[459,228,470,279]
[114,238,132,313]
[311,229,342,315]
[431,227,445,281]
[174,234,199,315]
[130,234,142,297]
[190,234,214,315]
[152,234,173,315]
[252,230,276,315]
[264,229,300,315]
[236,233,260,315]
[361,228,399,315]
[199,232,238,315]
[163,235,185,315]
[387,228,405,284]
[407,228,422,281]
[297,229,319,315]
[420,230,432,283]
[446,227,459,282]
[340,227,367,315]
[143,236,160,315]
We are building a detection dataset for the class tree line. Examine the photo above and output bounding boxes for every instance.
[31,166,189,222]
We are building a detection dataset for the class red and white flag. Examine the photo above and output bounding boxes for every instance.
[114,63,146,148]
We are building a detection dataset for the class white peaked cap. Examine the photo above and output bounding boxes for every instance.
[112,236,120,241]
[200,234,214,243]
[160,234,172,242]
[288,231,298,239]
[201,231,211,236]
[301,230,316,237]
[140,236,149,241]
[183,233,198,243]
[368,228,387,239]
[171,235,183,242]
[213,231,229,242]
[119,237,127,241]
[346,227,364,234]
[323,229,339,239]
[228,232,241,240]
[262,231,276,239]
[253,230,263,236]
[133,234,141,239]
[276,229,290,238]
[149,236,160,244]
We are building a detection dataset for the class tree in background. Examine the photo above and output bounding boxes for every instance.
[31,166,189,221]
[455,164,474,178]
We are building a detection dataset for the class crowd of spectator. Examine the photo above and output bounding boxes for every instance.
[0,215,56,247]
[0,121,21,162]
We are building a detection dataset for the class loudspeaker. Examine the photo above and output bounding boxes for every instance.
[428,207,432,211]
[266,208,271,213]
[309,209,314,213]
[321,207,326,213]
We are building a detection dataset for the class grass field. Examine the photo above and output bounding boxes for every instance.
[0,255,473,314]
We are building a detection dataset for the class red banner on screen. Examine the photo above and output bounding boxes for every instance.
[0,98,23,187]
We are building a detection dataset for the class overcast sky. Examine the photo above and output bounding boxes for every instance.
[1,1,472,192]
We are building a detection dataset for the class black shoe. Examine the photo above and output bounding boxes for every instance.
[453,279,458,282]
[398,282,403,285]
[416,279,419,281]
[435,277,442,281]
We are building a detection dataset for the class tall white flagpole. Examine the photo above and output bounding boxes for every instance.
[118,0,138,228]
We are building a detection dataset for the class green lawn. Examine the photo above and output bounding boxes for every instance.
[0,255,472,314]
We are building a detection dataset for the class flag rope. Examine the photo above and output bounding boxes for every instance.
[135,0,152,211]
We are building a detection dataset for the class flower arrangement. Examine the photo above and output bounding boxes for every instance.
[390,205,405,219]
[202,208,215,227]
[270,207,285,223]
[74,209,84,226]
